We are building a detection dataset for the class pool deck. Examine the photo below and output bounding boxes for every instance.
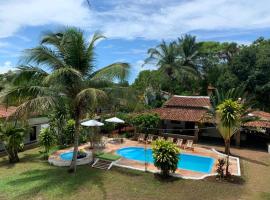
[49,138,240,179]
[102,138,240,179]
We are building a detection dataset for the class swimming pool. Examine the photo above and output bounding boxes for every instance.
[60,152,74,161]
[116,147,215,173]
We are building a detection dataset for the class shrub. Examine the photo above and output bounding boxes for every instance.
[131,113,160,133]
[152,139,180,177]
[38,128,56,158]
[0,123,25,163]
[216,158,226,180]
[63,119,75,145]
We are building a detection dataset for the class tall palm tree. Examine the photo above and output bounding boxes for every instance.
[144,35,200,93]
[0,27,130,173]
[145,40,179,79]
[177,34,200,69]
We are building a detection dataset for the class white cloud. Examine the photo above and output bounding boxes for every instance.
[0,61,15,74]
[0,0,92,38]
[133,60,157,74]
[1,0,270,40]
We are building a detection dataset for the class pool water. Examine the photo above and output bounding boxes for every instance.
[116,147,214,173]
[60,152,74,161]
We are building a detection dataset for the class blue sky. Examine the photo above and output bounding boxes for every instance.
[1,0,270,82]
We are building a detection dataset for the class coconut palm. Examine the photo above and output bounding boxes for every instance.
[0,27,130,173]
[144,35,200,90]
[0,122,25,163]
[177,34,200,69]
[145,40,179,79]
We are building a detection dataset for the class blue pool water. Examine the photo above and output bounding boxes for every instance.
[116,147,214,173]
[60,152,74,161]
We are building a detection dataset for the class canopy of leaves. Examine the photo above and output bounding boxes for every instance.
[152,139,180,177]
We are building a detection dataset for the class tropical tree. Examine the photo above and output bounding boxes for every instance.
[176,34,200,70]
[0,27,130,173]
[216,99,242,176]
[0,122,25,163]
[38,127,56,158]
[152,139,180,177]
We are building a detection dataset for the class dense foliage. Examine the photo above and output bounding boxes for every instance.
[152,139,180,177]
[133,36,270,111]
[131,113,160,133]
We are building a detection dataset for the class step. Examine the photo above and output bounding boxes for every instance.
[92,159,113,170]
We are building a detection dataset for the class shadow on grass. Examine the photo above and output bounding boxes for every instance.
[153,173,180,183]
[6,166,107,200]
[112,166,144,177]
[237,155,269,167]
[0,152,44,169]
[205,175,246,185]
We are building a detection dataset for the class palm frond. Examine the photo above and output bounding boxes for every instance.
[75,88,107,110]
[43,67,82,85]
[21,46,66,70]
[13,65,48,86]
[12,96,56,119]
[91,63,130,82]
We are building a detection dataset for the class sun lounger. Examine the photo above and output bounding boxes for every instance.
[167,137,174,143]
[146,134,154,143]
[176,138,184,148]
[185,140,194,150]
[138,133,145,143]
[157,136,164,140]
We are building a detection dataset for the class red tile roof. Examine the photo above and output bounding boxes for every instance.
[243,111,270,128]
[152,107,208,122]
[0,105,17,119]
[249,111,270,120]
[164,95,211,108]
[244,121,270,128]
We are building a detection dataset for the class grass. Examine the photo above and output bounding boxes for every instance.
[95,152,121,161]
[0,147,269,200]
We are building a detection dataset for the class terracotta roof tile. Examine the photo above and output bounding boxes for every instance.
[0,105,17,119]
[243,121,270,128]
[152,107,208,122]
[164,95,211,108]
[249,111,270,120]
[243,111,270,128]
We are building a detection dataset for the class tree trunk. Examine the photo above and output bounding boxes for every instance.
[7,147,19,163]
[68,117,80,173]
[224,139,230,177]
[224,139,230,155]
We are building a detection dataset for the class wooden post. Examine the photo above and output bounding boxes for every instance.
[194,124,199,143]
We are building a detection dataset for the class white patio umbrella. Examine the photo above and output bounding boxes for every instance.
[105,117,125,135]
[81,119,104,127]
[81,119,104,148]
[105,117,125,124]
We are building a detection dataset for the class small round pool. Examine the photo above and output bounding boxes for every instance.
[116,147,215,174]
[60,152,74,161]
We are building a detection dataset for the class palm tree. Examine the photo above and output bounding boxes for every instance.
[144,35,201,94]
[177,34,200,69]
[0,122,25,163]
[216,99,242,176]
[145,40,179,79]
[0,27,130,173]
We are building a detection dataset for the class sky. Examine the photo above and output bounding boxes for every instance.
[1,0,270,82]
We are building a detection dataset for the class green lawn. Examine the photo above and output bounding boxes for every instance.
[0,147,269,200]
